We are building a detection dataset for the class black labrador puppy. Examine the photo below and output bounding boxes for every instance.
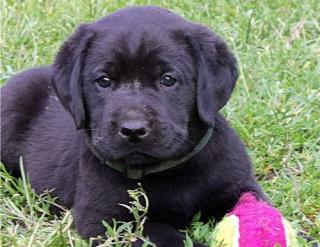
[1,6,265,246]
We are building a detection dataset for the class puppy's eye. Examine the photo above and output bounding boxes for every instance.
[95,76,112,88]
[160,75,177,87]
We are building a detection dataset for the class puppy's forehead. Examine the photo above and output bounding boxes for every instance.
[90,34,191,76]
[89,5,192,54]
[99,31,177,65]
[85,6,196,79]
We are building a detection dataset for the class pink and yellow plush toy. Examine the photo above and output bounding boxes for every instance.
[211,193,298,247]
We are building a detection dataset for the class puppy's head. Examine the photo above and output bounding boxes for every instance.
[52,6,238,166]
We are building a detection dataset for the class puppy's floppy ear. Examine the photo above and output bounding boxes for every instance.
[52,24,94,129]
[187,27,238,126]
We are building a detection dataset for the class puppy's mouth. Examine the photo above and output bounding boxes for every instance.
[119,152,160,166]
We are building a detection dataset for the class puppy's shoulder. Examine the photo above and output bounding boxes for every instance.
[205,113,251,167]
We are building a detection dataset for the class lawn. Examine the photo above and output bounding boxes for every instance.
[0,0,319,246]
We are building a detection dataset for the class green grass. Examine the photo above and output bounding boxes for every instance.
[1,0,319,246]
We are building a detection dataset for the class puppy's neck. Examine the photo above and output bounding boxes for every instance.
[85,127,214,179]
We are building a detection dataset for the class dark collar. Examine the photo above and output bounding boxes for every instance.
[86,127,213,179]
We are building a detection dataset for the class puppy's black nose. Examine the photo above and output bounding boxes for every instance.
[119,120,149,142]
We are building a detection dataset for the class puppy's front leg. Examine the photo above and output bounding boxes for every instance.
[133,222,206,247]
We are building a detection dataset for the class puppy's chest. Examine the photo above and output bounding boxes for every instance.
[77,163,205,228]
[142,179,203,228]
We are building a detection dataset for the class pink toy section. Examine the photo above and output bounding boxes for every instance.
[228,193,287,247]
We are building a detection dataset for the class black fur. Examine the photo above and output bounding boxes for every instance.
[1,6,265,246]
